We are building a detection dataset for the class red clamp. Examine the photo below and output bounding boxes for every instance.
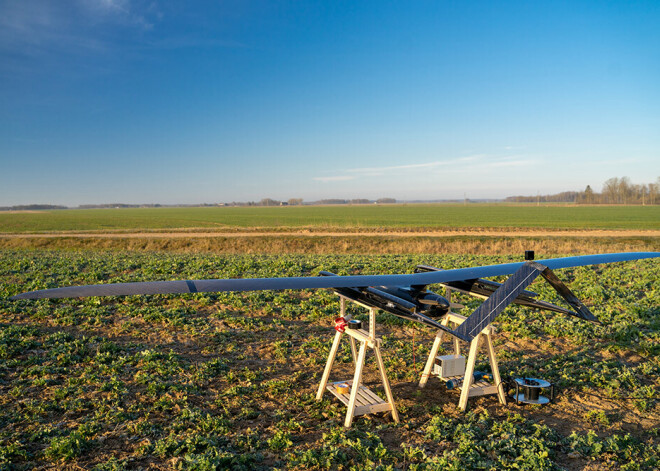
[334,317,348,332]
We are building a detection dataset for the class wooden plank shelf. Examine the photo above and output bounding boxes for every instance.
[327,381,392,416]
[437,376,499,397]
[465,380,499,397]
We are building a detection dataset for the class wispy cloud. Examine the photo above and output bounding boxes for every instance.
[145,35,248,50]
[0,0,168,82]
[0,1,159,55]
[587,157,644,166]
[347,155,512,175]
[455,154,487,163]
[311,160,452,182]
[313,175,356,182]
[311,154,538,185]
[82,0,159,30]
[0,2,58,48]
[441,155,538,173]
[488,158,534,168]
[348,160,449,174]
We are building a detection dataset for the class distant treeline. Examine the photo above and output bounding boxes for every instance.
[8,176,660,209]
[228,198,397,206]
[77,204,163,209]
[505,176,660,205]
[0,204,68,211]
[1,199,396,210]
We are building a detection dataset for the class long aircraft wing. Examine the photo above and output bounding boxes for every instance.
[10,252,659,300]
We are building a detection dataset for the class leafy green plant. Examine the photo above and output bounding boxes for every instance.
[2,250,659,469]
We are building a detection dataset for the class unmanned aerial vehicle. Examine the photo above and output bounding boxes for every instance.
[11,252,660,342]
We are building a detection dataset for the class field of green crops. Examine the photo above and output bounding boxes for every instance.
[2,249,659,469]
[2,204,660,233]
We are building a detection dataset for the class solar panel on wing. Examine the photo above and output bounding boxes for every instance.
[451,262,545,342]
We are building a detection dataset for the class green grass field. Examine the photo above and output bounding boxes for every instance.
[1,204,659,469]
[2,204,660,233]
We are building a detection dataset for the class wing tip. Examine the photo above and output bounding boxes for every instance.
[10,291,43,300]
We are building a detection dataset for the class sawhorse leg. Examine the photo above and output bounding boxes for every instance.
[484,331,507,405]
[458,333,482,411]
[344,340,368,427]
[339,297,359,364]
[374,345,399,423]
[419,317,450,388]
[316,330,343,400]
[419,332,443,388]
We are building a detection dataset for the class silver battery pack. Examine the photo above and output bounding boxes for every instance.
[433,354,466,378]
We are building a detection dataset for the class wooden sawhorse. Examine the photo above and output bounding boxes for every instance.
[316,298,400,427]
[419,311,507,410]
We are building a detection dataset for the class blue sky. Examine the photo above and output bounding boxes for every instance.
[1,0,659,206]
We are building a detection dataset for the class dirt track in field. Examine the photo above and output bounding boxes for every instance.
[2,229,660,238]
